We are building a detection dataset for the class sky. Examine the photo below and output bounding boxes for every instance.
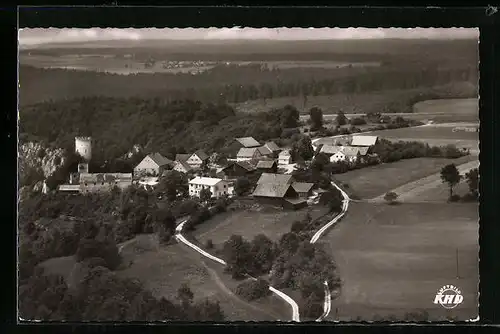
[18,28,479,46]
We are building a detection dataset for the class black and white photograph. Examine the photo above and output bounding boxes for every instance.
[18,27,479,322]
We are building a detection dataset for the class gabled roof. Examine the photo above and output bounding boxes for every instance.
[256,160,277,169]
[256,173,294,185]
[320,145,342,155]
[341,146,369,157]
[351,135,378,147]
[237,147,261,158]
[173,160,193,172]
[264,141,281,152]
[235,137,261,148]
[150,152,173,167]
[192,149,209,161]
[315,136,351,147]
[291,182,314,193]
[252,182,292,198]
[222,160,256,172]
[188,176,223,186]
[175,154,191,162]
[257,146,273,156]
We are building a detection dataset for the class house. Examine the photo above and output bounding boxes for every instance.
[173,160,193,174]
[237,147,263,162]
[235,137,261,148]
[291,182,314,198]
[252,173,307,210]
[312,136,350,151]
[278,150,292,165]
[263,141,281,154]
[79,173,133,193]
[257,145,273,157]
[186,150,209,169]
[328,146,369,163]
[256,160,278,173]
[134,153,173,177]
[216,161,256,179]
[175,153,191,162]
[350,135,378,147]
[188,176,232,199]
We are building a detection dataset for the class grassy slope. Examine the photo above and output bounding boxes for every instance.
[321,201,478,321]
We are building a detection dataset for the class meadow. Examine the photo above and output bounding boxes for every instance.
[320,201,478,321]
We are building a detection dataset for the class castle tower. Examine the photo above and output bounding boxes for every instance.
[75,136,92,174]
[75,136,92,161]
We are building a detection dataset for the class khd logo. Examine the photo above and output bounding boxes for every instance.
[433,285,463,309]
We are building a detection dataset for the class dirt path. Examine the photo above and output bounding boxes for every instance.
[369,160,479,203]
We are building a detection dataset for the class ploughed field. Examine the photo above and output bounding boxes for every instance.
[320,201,478,321]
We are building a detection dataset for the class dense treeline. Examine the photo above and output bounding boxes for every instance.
[21,38,478,62]
[19,60,477,107]
[20,98,302,173]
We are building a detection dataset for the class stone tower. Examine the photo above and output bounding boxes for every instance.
[75,136,92,174]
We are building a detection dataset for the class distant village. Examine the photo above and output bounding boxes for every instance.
[57,134,379,210]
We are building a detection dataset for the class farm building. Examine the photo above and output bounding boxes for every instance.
[172,160,193,174]
[134,153,174,177]
[252,173,308,210]
[235,137,261,148]
[237,147,263,162]
[291,182,314,198]
[216,161,256,179]
[186,150,209,169]
[312,136,350,151]
[350,135,378,147]
[175,153,191,162]
[320,145,369,163]
[188,176,232,199]
[257,145,273,157]
[278,150,292,165]
[256,160,278,173]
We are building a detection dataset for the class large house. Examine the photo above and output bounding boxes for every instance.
[216,161,256,179]
[235,137,261,148]
[350,135,378,147]
[278,150,293,165]
[188,176,232,198]
[134,153,173,177]
[173,160,193,174]
[251,173,308,210]
[185,150,209,169]
[321,145,369,163]
[237,147,263,162]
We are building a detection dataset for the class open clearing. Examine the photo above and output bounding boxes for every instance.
[191,205,330,247]
[369,123,479,141]
[334,155,477,199]
[320,201,478,321]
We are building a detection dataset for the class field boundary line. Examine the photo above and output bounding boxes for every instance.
[175,217,301,322]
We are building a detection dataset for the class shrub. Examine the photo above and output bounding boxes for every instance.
[449,194,461,202]
[460,192,478,202]
[291,220,306,233]
[349,117,367,126]
[235,278,271,301]
[383,191,399,204]
[205,239,214,249]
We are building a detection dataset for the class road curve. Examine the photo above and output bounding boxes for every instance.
[175,219,301,322]
[309,180,351,321]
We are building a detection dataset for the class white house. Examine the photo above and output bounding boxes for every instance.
[328,146,369,163]
[134,153,173,177]
[236,147,263,162]
[186,150,209,169]
[188,176,232,199]
[278,150,292,165]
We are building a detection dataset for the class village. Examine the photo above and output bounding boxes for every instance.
[56,133,380,210]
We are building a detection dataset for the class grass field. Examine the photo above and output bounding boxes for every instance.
[191,205,330,247]
[334,155,477,199]
[369,124,479,141]
[407,177,473,203]
[320,201,478,321]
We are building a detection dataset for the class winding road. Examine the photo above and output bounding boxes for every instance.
[175,218,301,322]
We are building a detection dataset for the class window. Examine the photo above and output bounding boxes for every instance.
[102,182,105,185]
[84,183,88,186]
[224,184,227,188]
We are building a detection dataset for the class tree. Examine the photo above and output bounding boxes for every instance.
[249,234,276,275]
[309,107,324,131]
[153,208,176,235]
[157,170,188,201]
[383,191,399,205]
[292,136,314,162]
[465,168,479,196]
[222,235,252,279]
[336,110,347,126]
[279,105,300,129]
[440,164,462,199]
[76,238,121,270]
[177,283,194,307]
[319,189,343,212]
[199,188,212,202]
[234,177,251,196]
